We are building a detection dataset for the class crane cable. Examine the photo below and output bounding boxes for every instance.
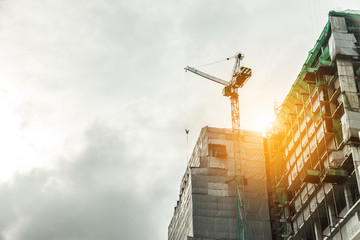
[194,55,236,68]
[183,70,191,162]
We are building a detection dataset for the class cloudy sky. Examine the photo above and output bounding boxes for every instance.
[0,0,359,239]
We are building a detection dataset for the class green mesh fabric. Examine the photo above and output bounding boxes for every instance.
[276,187,287,206]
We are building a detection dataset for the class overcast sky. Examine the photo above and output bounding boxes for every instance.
[0,0,359,239]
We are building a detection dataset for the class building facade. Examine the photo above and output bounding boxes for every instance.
[265,10,360,240]
[168,126,272,240]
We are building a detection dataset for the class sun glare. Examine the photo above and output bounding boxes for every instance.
[251,112,275,133]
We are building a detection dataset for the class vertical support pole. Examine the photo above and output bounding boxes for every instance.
[351,146,360,195]
[327,200,336,228]
[313,221,322,240]
[344,184,353,211]
[230,90,247,240]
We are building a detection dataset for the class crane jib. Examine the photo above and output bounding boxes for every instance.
[184,66,229,86]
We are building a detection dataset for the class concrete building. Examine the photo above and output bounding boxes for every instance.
[168,126,272,240]
[265,10,360,240]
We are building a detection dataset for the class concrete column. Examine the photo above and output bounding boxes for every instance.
[314,221,323,240]
[351,146,360,195]
[344,184,353,211]
[327,201,336,227]
[287,222,293,236]
[336,59,359,111]
[330,16,347,32]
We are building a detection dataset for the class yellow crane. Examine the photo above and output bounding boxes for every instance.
[185,52,251,240]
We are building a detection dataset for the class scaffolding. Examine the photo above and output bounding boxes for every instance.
[265,10,360,240]
[168,127,273,240]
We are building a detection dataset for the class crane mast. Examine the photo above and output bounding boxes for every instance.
[185,53,252,240]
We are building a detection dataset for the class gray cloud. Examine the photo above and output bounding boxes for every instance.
[0,121,178,240]
[0,0,359,239]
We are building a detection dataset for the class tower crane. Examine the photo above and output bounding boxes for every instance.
[185,53,251,240]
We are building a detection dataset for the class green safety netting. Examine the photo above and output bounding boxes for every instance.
[273,151,283,180]
[325,168,349,177]
[333,119,343,144]
[329,9,360,20]
[356,67,360,77]
[269,9,360,230]
[271,14,333,205]
[306,169,321,176]
[276,187,287,206]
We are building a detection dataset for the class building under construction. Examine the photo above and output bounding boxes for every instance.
[265,10,360,240]
[169,9,360,240]
[168,127,272,240]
